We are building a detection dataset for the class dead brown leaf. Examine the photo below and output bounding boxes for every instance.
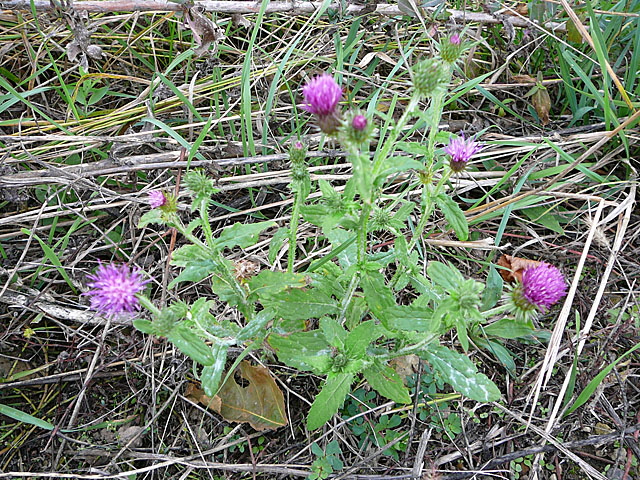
[497,255,542,283]
[218,362,288,431]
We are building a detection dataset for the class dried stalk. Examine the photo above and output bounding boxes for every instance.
[1,1,567,30]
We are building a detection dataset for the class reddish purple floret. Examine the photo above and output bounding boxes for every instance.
[521,263,567,311]
[301,74,342,116]
[444,133,484,171]
[450,34,461,45]
[352,114,368,131]
[148,190,167,209]
[86,263,148,316]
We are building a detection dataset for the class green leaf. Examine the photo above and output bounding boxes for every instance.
[268,227,289,264]
[344,320,379,358]
[523,206,564,234]
[269,331,333,374]
[427,261,463,291]
[474,337,516,374]
[138,208,164,228]
[307,372,354,430]
[363,361,411,404]
[169,245,219,287]
[133,319,155,335]
[362,272,396,328]
[396,141,430,156]
[327,228,358,268]
[320,317,347,349]
[201,343,228,396]
[0,404,55,431]
[301,204,345,230]
[261,288,339,320]
[384,305,438,332]
[481,265,503,310]
[435,193,468,241]
[483,318,535,339]
[423,344,501,402]
[247,271,307,300]
[565,342,640,416]
[237,309,275,342]
[167,324,215,366]
[375,156,424,183]
[212,221,276,251]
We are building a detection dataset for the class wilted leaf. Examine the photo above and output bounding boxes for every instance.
[218,362,288,431]
[389,354,419,380]
[185,382,222,411]
[496,255,541,283]
[184,6,225,57]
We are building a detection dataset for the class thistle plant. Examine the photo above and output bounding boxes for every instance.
[83,35,568,431]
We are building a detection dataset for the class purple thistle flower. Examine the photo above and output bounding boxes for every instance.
[450,34,461,45]
[521,263,567,311]
[148,190,167,209]
[301,73,342,116]
[444,133,484,172]
[352,114,367,131]
[85,263,148,316]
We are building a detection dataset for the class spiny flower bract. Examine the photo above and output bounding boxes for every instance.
[444,133,484,172]
[86,263,148,316]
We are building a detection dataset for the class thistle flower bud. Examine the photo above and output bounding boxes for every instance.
[340,110,374,146]
[412,58,450,99]
[289,140,307,165]
[184,169,218,209]
[440,34,464,64]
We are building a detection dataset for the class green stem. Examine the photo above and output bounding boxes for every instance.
[199,199,215,248]
[287,184,304,273]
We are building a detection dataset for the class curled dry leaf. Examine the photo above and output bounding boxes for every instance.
[389,354,420,383]
[184,6,225,57]
[496,254,542,283]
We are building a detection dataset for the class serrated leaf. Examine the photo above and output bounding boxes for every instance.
[218,362,287,431]
[167,323,215,366]
[212,221,276,251]
[261,288,338,320]
[344,320,378,358]
[423,345,501,402]
[436,193,468,241]
[307,372,354,430]
[247,271,307,300]
[268,227,289,264]
[201,343,228,396]
[269,331,333,374]
[237,309,275,342]
[361,272,396,327]
[320,317,347,349]
[363,361,411,404]
[327,228,357,268]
